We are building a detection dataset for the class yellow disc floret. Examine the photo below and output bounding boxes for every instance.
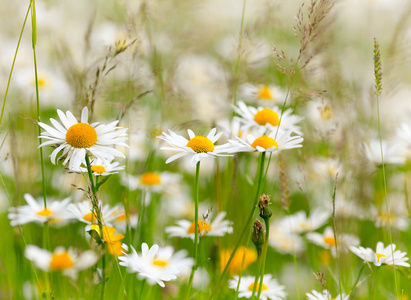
[253,108,279,126]
[187,220,211,234]
[50,252,74,271]
[258,86,272,100]
[376,253,386,262]
[152,259,169,267]
[140,172,161,186]
[66,123,97,148]
[186,136,214,153]
[324,237,336,246]
[248,282,268,292]
[91,165,106,174]
[251,135,278,150]
[37,208,53,217]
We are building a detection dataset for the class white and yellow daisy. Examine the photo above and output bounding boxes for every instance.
[78,158,125,176]
[25,245,98,279]
[68,200,124,226]
[165,211,233,240]
[362,139,406,165]
[38,106,128,170]
[349,242,410,267]
[8,193,72,226]
[228,274,287,300]
[239,83,285,104]
[234,101,303,135]
[158,128,231,166]
[119,243,194,287]
[306,289,348,300]
[226,130,303,154]
[277,209,330,234]
[373,193,409,231]
[306,227,360,257]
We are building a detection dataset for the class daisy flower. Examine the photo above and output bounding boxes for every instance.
[228,274,287,300]
[362,139,406,165]
[239,83,285,104]
[8,193,72,226]
[234,101,303,135]
[68,200,124,226]
[226,129,303,154]
[306,227,360,257]
[157,128,231,166]
[165,211,233,240]
[77,158,125,176]
[277,209,330,234]
[38,106,128,171]
[119,243,194,287]
[349,242,410,267]
[268,228,305,255]
[306,289,348,300]
[220,247,257,274]
[25,245,98,279]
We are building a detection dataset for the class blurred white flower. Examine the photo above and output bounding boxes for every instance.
[277,209,330,234]
[306,289,348,300]
[228,274,287,300]
[239,83,285,105]
[350,242,410,267]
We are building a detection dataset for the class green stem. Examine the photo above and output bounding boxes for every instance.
[211,152,266,299]
[256,219,270,299]
[376,94,399,298]
[0,2,31,127]
[349,264,365,300]
[187,161,201,299]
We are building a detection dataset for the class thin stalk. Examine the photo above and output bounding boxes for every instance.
[232,0,247,111]
[211,152,266,299]
[0,2,31,127]
[331,173,343,296]
[256,220,270,299]
[348,264,365,300]
[376,93,399,298]
[186,161,201,299]
[251,250,263,298]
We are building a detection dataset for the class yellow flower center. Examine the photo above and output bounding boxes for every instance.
[83,212,96,222]
[379,212,396,223]
[247,282,268,292]
[320,106,333,120]
[258,86,272,100]
[251,135,278,150]
[324,237,336,246]
[152,259,169,267]
[66,123,97,148]
[376,253,386,262]
[50,252,74,271]
[32,76,48,88]
[140,172,161,185]
[116,214,126,221]
[186,136,215,153]
[187,220,212,234]
[37,208,53,217]
[91,165,106,174]
[254,108,279,126]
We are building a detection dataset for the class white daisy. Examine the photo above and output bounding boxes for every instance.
[228,274,287,300]
[306,289,348,300]
[239,83,285,104]
[38,106,128,170]
[234,101,303,135]
[165,211,233,240]
[349,242,410,267]
[226,130,303,153]
[67,200,124,226]
[277,209,330,234]
[25,245,98,280]
[78,158,125,176]
[158,128,231,166]
[268,228,305,255]
[119,243,194,287]
[373,193,409,231]
[306,227,360,257]
[362,139,406,165]
[8,194,72,226]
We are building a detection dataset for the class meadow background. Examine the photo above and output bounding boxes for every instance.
[1,0,411,299]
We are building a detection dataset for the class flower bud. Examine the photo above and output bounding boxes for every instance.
[259,194,272,220]
[251,219,266,256]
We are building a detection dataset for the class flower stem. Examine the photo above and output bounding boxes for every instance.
[256,219,270,299]
[211,152,266,299]
[348,264,365,300]
[186,161,201,299]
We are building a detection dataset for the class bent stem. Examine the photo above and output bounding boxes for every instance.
[186,161,201,299]
[211,152,266,299]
